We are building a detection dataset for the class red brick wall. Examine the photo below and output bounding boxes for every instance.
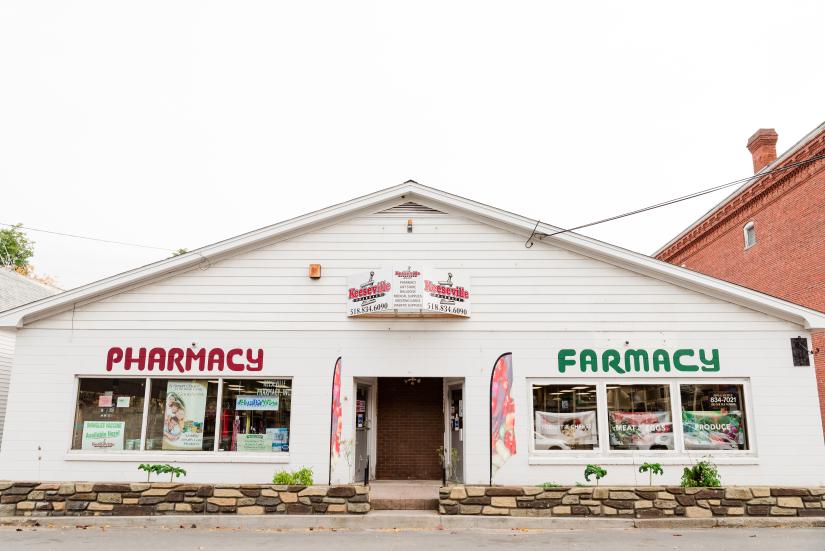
[376,377,444,480]
[657,158,825,433]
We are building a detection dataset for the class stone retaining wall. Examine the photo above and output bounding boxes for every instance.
[439,486,825,518]
[0,482,370,517]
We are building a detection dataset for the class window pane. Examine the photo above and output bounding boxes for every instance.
[145,379,218,451]
[72,378,145,451]
[681,384,748,450]
[220,379,292,452]
[532,384,598,450]
[607,384,673,450]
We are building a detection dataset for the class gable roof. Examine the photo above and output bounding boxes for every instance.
[0,268,61,312]
[1,181,824,329]
[655,120,825,257]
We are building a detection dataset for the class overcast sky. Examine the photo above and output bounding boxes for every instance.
[1,1,823,290]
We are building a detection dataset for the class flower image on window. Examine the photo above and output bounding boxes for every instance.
[607,384,674,450]
[220,379,292,452]
[145,379,218,451]
[72,378,145,451]
[532,384,598,450]
[681,384,748,451]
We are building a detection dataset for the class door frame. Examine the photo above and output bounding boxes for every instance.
[353,377,377,482]
[443,378,466,483]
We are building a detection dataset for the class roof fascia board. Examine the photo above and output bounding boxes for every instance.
[2,181,824,330]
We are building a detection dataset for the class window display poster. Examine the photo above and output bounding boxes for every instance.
[82,421,125,451]
[116,396,130,408]
[98,394,113,407]
[534,410,598,447]
[609,411,672,449]
[682,410,742,449]
[266,427,289,451]
[162,380,208,451]
[237,433,271,452]
[236,395,279,411]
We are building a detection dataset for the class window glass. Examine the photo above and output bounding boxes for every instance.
[532,384,598,450]
[607,384,674,450]
[744,223,756,247]
[681,384,748,450]
[220,379,292,452]
[72,378,145,451]
[145,379,218,451]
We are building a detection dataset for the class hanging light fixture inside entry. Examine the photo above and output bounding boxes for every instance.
[403,377,422,386]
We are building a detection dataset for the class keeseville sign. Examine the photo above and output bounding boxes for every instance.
[346,267,471,318]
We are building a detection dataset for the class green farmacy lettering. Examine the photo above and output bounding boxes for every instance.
[557,348,720,374]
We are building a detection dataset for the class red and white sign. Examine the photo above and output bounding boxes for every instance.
[346,267,471,317]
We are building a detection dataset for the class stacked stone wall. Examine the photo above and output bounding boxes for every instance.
[439,486,825,518]
[0,482,369,516]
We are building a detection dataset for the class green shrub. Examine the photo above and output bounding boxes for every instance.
[638,462,664,486]
[138,463,187,482]
[540,482,560,489]
[272,467,314,486]
[681,458,721,487]
[584,464,607,485]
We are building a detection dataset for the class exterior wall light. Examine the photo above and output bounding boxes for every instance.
[309,264,322,279]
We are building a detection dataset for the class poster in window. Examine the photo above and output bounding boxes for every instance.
[682,410,743,450]
[81,421,125,451]
[267,427,289,452]
[162,380,208,450]
[236,433,271,452]
[609,411,673,449]
[534,410,597,449]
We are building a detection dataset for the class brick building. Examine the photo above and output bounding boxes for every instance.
[656,122,825,432]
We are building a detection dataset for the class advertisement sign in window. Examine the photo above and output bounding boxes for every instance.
[534,410,598,449]
[162,380,208,451]
[266,427,289,452]
[81,421,125,451]
[235,396,280,411]
[608,411,673,450]
[236,433,272,452]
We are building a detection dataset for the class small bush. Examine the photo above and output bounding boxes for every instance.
[681,458,721,487]
[638,462,664,486]
[272,467,314,486]
[540,482,560,489]
[584,464,607,485]
[138,463,187,482]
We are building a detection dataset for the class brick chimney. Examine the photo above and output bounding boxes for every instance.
[746,128,778,173]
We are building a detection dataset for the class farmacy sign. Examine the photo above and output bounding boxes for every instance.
[346,267,471,317]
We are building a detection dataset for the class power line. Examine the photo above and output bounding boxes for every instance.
[0,222,174,252]
[526,152,825,246]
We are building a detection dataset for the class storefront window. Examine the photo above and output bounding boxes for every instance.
[681,384,748,451]
[219,379,292,452]
[607,384,674,450]
[532,384,598,450]
[145,379,218,451]
[72,378,145,451]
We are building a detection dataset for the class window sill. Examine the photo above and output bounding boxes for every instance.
[528,454,758,466]
[64,452,290,464]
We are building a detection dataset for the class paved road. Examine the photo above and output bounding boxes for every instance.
[1,526,824,550]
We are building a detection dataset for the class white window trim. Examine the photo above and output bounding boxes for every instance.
[70,374,293,457]
[743,221,756,249]
[527,377,757,462]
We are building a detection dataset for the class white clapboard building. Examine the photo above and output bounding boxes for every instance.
[0,182,823,486]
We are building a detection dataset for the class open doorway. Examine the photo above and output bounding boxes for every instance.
[445,380,465,483]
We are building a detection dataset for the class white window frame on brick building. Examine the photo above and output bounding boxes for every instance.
[743,221,756,249]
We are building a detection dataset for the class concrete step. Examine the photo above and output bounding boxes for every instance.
[371,498,438,511]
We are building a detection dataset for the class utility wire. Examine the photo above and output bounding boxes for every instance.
[528,152,825,244]
[0,222,174,252]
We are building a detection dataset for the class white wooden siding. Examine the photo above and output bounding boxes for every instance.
[27,211,798,332]
[0,329,14,447]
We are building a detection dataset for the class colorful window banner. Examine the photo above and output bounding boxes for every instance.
[534,410,599,449]
[490,352,516,482]
[608,411,673,450]
[235,395,279,411]
[328,357,343,484]
[162,380,208,451]
[682,410,743,450]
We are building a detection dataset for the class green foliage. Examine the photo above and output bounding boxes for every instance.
[272,467,314,486]
[0,223,34,269]
[138,463,187,482]
[171,248,188,257]
[575,481,586,487]
[681,458,721,487]
[540,482,561,489]
[583,464,607,485]
[639,462,664,485]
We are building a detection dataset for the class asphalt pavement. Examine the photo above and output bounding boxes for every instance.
[1,526,824,550]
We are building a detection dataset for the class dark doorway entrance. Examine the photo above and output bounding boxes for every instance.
[376,377,443,480]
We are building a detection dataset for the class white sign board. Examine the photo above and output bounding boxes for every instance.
[346,267,471,318]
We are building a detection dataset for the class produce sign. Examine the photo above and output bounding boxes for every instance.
[682,410,743,450]
[346,267,471,317]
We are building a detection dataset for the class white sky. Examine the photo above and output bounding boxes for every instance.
[1,1,824,290]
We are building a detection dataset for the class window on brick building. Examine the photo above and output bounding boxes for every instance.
[743,222,756,248]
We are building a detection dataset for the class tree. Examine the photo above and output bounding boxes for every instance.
[0,224,34,269]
